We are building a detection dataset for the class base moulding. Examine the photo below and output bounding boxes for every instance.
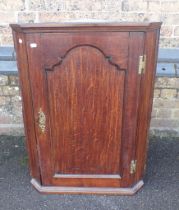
[31,178,144,195]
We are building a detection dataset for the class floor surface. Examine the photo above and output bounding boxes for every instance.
[0,136,178,210]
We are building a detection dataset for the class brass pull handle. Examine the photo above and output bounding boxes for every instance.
[38,108,46,133]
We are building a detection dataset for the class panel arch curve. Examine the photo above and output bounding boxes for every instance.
[44,44,125,72]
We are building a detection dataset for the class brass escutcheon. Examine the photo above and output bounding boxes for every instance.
[38,108,46,133]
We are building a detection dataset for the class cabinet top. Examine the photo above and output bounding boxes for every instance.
[10,21,162,33]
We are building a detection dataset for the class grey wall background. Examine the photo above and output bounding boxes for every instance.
[0,0,179,137]
[0,0,179,47]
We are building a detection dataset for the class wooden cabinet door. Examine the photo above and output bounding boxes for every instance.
[26,31,144,187]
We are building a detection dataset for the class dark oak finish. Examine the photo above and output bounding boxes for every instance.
[10,22,161,195]
[12,31,41,183]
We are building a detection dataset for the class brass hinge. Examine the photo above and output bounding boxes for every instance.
[138,55,146,74]
[130,160,137,174]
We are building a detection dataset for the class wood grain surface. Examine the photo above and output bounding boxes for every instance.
[46,45,125,176]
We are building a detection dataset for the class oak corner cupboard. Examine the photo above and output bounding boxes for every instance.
[10,21,161,195]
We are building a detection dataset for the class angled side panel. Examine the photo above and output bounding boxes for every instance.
[135,29,160,182]
[12,31,41,182]
[120,32,145,187]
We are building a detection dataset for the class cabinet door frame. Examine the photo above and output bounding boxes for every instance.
[25,31,144,187]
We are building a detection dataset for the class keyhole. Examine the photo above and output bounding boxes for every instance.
[106,56,112,61]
